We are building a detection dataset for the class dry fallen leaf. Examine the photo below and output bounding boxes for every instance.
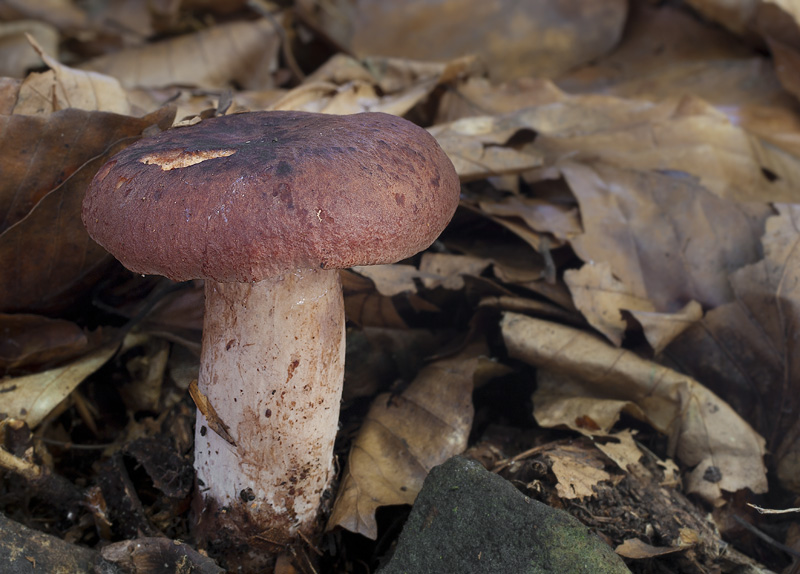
[188,379,235,447]
[628,301,704,355]
[592,430,653,479]
[536,95,800,203]
[0,106,175,313]
[557,2,779,107]
[665,204,800,493]
[429,114,543,182]
[544,442,614,500]
[79,19,281,90]
[272,55,475,117]
[564,262,704,352]
[564,261,655,346]
[478,195,581,242]
[534,370,645,436]
[418,253,493,291]
[615,538,686,559]
[501,312,768,504]
[440,78,800,203]
[15,34,130,115]
[0,342,117,428]
[0,314,88,373]
[327,344,481,539]
[0,20,57,78]
[341,269,408,328]
[296,0,627,81]
[351,264,425,297]
[562,161,770,311]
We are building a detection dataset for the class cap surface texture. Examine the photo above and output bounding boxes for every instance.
[82,111,460,282]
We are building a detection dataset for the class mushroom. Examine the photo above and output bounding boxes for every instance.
[81,111,460,569]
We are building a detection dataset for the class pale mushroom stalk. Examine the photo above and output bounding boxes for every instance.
[195,269,344,545]
[82,110,460,571]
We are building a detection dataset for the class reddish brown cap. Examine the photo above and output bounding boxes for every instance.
[82,111,460,282]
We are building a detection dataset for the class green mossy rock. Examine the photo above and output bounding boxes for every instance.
[379,456,631,574]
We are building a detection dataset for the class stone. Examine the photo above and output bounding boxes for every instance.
[379,456,631,574]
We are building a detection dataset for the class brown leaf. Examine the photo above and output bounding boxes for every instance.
[437,76,564,123]
[79,19,281,90]
[628,301,703,355]
[534,370,646,436]
[545,443,614,500]
[0,0,88,33]
[593,430,652,478]
[562,162,770,311]
[0,313,88,373]
[188,379,235,447]
[615,538,685,559]
[0,21,57,78]
[0,106,175,313]
[343,327,449,402]
[557,2,777,107]
[418,253,493,291]
[15,34,129,115]
[535,95,800,202]
[478,195,581,241]
[682,0,754,37]
[351,264,423,297]
[429,115,544,181]
[119,334,169,413]
[665,204,800,492]
[341,269,407,328]
[327,344,480,538]
[501,312,768,504]
[296,0,626,81]
[564,261,655,346]
[272,55,475,117]
[0,78,21,114]
[768,36,800,102]
[565,261,704,352]
[0,342,117,428]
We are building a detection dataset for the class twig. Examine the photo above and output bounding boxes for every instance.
[247,0,306,83]
[733,515,800,559]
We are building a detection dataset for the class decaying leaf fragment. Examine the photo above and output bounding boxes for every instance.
[564,261,655,346]
[428,114,544,181]
[665,204,800,493]
[562,161,769,312]
[296,0,626,81]
[15,34,130,115]
[79,19,281,90]
[0,106,176,314]
[327,344,482,539]
[0,343,117,428]
[564,261,704,352]
[545,442,616,500]
[0,314,88,373]
[501,312,768,504]
[187,379,235,447]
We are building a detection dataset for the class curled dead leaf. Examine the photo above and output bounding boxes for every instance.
[501,312,768,504]
[327,344,482,539]
[0,342,118,428]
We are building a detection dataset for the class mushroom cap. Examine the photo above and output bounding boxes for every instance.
[82,111,460,282]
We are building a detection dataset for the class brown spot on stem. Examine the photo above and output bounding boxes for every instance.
[287,358,300,382]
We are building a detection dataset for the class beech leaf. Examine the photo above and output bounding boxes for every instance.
[501,312,767,503]
[327,345,481,539]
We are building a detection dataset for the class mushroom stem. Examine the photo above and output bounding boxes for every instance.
[193,268,345,564]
